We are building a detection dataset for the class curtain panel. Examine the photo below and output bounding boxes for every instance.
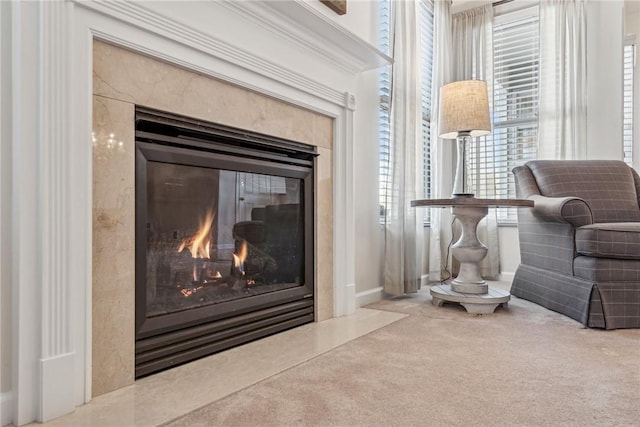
[448,5,500,279]
[428,0,454,282]
[429,2,500,281]
[382,0,425,296]
[537,0,587,160]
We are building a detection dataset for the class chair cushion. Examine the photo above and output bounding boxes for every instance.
[575,222,640,260]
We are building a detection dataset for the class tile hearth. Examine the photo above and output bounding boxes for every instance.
[28,309,405,427]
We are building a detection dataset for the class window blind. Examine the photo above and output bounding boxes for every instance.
[379,0,391,220]
[623,41,635,167]
[469,7,539,223]
[420,1,434,202]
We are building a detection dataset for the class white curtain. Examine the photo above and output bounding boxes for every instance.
[450,5,500,279]
[383,0,424,296]
[428,0,454,282]
[429,5,500,281]
[452,6,492,81]
[537,0,587,160]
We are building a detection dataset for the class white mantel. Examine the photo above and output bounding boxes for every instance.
[0,1,389,425]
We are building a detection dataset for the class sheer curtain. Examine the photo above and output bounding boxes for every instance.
[382,0,424,296]
[537,0,587,160]
[429,2,500,281]
[428,0,454,281]
[449,5,500,278]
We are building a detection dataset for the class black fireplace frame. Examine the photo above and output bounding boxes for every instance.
[134,108,316,377]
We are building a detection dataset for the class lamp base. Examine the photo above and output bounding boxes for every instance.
[452,134,473,197]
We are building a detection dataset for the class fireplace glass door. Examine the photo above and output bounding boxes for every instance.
[146,165,304,315]
[134,108,315,377]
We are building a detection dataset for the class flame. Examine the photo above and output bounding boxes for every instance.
[181,286,203,297]
[232,240,248,273]
[178,209,215,259]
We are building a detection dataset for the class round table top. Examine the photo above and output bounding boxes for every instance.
[411,197,534,208]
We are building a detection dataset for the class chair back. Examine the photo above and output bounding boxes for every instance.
[525,160,640,223]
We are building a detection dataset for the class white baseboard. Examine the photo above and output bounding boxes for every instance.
[40,352,76,422]
[1,391,12,426]
[355,286,384,307]
[356,275,433,307]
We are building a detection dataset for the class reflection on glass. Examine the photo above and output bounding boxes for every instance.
[145,163,304,317]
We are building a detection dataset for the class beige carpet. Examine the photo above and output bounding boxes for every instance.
[163,284,640,427]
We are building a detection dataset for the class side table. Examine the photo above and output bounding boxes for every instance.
[411,196,534,314]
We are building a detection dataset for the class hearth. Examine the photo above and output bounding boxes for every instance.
[134,108,316,377]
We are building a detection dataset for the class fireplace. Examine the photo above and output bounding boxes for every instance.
[91,40,335,397]
[134,108,316,377]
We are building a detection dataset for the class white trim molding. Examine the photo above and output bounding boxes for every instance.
[0,0,5,423]
[356,286,385,308]
[1,392,12,427]
[11,1,45,424]
[8,1,78,424]
[220,0,391,74]
[40,1,76,420]
[3,0,390,424]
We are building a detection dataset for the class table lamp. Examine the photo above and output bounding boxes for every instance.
[438,80,491,197]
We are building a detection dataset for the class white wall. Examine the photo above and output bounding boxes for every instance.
[1,1,12,424]
[498,227,520,279]
[354,69,384,296]
[351,2,384,297]
[305,1,386,300]
[309,0,378,42]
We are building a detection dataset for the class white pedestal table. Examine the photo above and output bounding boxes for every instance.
[411,197,534,314]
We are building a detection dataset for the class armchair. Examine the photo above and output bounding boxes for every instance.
[512,160,640,329]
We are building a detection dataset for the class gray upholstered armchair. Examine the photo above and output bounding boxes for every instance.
[512,160,640,329]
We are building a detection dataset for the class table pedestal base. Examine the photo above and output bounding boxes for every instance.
[430,284,510,314]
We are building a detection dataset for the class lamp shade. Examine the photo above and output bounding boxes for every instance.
[438,80,491,139]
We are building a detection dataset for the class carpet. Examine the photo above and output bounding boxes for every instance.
[162,284,640,427]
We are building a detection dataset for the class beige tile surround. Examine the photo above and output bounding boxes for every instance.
[92,41,334,397]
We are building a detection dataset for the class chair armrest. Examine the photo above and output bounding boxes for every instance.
[529,195,593,228]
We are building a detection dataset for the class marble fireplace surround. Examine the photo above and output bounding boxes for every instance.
[92,41,335,397]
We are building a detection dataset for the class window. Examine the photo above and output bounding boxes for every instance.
[420,1,434,202]
[379,0,391,220]
[379,3,537,224]
[379,0,434,222]
[468,6,539,223]
[623,38,635,166]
